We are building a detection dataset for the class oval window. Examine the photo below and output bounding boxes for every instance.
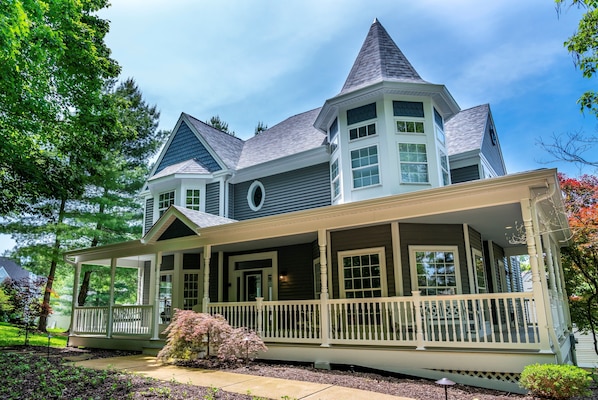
[247,181,265,211]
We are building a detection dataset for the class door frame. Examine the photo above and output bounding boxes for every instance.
[229,251,278,302]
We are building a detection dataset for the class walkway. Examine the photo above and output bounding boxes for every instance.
[71,354,415,400]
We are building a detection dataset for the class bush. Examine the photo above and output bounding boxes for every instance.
[519,363,592,399]
[157,310,267,365]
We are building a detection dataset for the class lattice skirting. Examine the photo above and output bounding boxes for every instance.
[432,369,520,384]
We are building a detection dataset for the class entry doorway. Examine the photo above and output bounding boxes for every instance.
[229,251,278,302]
[245,272,262,301]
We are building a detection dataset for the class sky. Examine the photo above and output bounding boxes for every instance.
[0,0,596,254]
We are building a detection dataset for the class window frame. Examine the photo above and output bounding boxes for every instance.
[247,181,265,211]
[185,188,201,211]
[472,249,487,294]
[338,247,387,299]
[158,190,175,216]
[398,143,429,184]
[439,149,450,186]
[350,145,381,189]
[330,158,341,199]
[348,121,377,141]
[409,245,462,295]
[395,118,425,135]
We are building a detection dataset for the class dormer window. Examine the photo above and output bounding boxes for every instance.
[186,189,201,211]
[158,190,175,216]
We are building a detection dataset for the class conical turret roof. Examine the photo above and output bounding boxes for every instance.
[340,18,426,94]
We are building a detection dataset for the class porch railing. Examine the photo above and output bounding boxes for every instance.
[207,291,543,350]
[73,305,153,336]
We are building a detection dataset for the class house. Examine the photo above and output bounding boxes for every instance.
[0,257,34,283]
[64,19,573,392]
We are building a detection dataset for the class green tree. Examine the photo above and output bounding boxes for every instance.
[254,121,268,135]
[0,0,121,214]
[206,115,236,136]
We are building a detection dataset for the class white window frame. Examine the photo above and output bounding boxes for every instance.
[409,245,461,295]
[338,247,387,299]
[182,271,201,310]
[439,149,450,186]
[349,121,377,141]
[247,180,265,211]
[350,145,380,189]
[398,143,429,184]
[472,249,487,294]
[159,272,173,324]
[158,190,175,216]
[185,188,201,211]
[395,118,425,134]
[330,158,341,199]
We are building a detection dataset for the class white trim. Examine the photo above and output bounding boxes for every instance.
[391,222,403,296]
[337,247,387,298]
[472,248,487,294]
[313,257,321,299]
[463,224,475,294]
[247,180,265,211]
[229,251,278,302]
[408,245,461,295]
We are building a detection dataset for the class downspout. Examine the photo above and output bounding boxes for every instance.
[531,181,563,362]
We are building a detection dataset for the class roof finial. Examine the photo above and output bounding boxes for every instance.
[373,17,379,24]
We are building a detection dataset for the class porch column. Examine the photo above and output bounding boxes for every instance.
[202,245,212,313]
[106,258,117,338]
[318,229,330,347]
[521,199,552,353]
[151,251,162,340]
[542,234,557,294]
[69,262,82,334]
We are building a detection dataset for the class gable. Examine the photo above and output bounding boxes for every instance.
[155,121,221,174]
[158,219,197,241]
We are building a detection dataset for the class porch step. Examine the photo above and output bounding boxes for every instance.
[142,340,166,356]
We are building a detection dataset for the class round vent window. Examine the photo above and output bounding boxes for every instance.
[247,181,265,211]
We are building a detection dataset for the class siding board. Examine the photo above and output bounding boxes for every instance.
[450,165,479,183]
[206,182,220,216]
[144,198,154,235]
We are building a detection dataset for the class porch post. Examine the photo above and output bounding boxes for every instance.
[412,291,425,350]
[202,245,211,314]
[318,229,330,347]
[106,258,117,338]
[542,234,557,293]
[521,199,552,353]
[70,262,81,334]
[151,251,162,340]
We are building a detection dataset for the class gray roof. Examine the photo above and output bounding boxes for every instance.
[184,113,245,169]
[149,159,210,180]
[445,104,489,156]
[0,257,31,281]
[173,206,237,228]
[340,18,427,95]
[235,108,327,169]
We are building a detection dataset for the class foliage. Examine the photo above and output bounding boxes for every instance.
[254,121,268,135]
[0,286,14,318]
[0,322,67,347]
[158,310,266,365]
[0,0,122,214]
[206,115,236,136]
[559,174,598,355]
[519,363,593,399]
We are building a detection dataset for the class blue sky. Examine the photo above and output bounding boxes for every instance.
[0,0,595,254]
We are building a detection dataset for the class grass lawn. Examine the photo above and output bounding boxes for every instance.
[0,321,67,347]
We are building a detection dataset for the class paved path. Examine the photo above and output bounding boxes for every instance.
[71,354,415,400]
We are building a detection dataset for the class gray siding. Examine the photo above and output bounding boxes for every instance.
[142,261,151,305]
[155,121,221,174]
[228,184,235,219]
[469,227,482,252]
[232,163,331,220]
[481,123,506,175]
[399,223,471,295]
[330,225,395,298]
[450,165,479,183]
[144,198,154,234]
[206,182,220,216]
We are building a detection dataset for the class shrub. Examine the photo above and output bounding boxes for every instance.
[157,310,267,365]
[519,363,592,399]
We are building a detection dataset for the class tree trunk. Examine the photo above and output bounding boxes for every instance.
[77,270,93,306]
[38,197,66,332]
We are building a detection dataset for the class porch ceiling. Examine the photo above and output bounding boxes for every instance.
[212,232,318,253]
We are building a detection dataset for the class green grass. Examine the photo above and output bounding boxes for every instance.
[0,322,68,347]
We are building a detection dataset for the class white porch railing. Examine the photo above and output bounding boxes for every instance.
[73,305,153,337]
[207,292,544,350]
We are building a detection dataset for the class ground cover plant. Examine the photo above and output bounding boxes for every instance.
[0,321,66,347]
[519,363,593,399]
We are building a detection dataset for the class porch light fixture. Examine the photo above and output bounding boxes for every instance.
[435,377,455,400]
[279,271,287,282]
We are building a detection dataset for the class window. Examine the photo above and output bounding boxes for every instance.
[158,191,175,216]
[393,101,424,118]
[331,158,341,199]
[339,248,386,298]
[439,149,450,186]
[186,189,201,211]
[396,120,424,134]
[351,146,380,188]
[247,181,265,211]
[329,118,339,153]
[347,103,377,125]
[473,250,487,294]
[159,273,172,323]
[434,108,445,145]
[399,143,428,183]
[410,246,460,295]
[349,123,376,140]
[183,273,200,310]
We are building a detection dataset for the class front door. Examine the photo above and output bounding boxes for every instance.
[245,272,262,301]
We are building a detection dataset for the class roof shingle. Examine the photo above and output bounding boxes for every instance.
[445,104,489,156]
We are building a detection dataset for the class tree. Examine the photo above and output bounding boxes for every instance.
[558,173,598,356]
[0,0,121,214]
[254,121,268,135]
[206,115,235,136]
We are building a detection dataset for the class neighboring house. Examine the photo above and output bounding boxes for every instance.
[65,19,573,392]
[0,257,34,283]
